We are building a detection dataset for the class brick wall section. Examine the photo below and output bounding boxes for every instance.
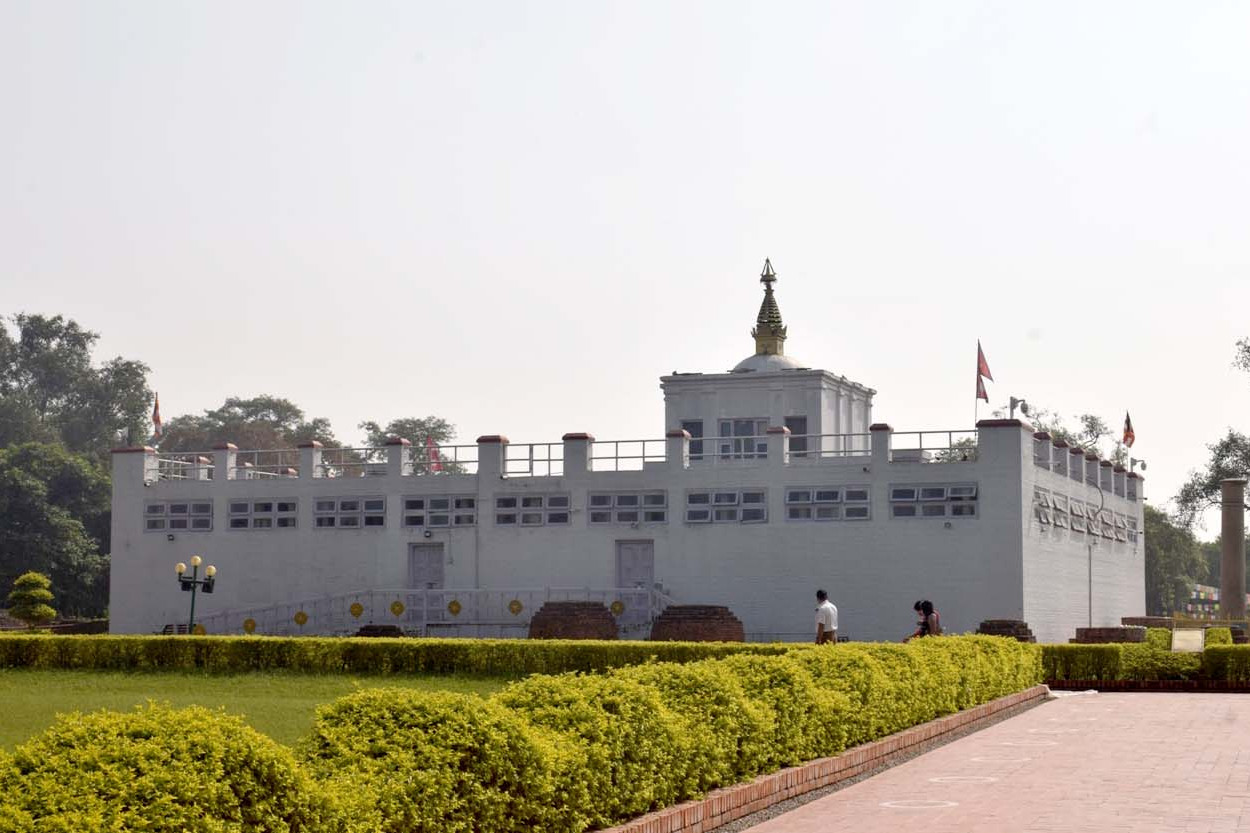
[1121,616,1174,628]
[1070,626,1146,643]
[650,606,745,642]
[599,684,1049,833]
[527,601,619,640]
[976,619,1037,642]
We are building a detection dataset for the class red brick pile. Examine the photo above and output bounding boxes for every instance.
[975,619,1036,642]
[1070,626,1146,644]
[649,605,745,642]
[527,601,619,640]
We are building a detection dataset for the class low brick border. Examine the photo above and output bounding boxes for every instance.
[601,684,1049,833]
[1048,679,1250,693]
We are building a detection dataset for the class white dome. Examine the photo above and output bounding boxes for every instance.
[731,353,809,373]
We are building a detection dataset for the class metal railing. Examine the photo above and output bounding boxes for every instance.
[406,443,478,476]
[316,446,388,478]
[505,443,564,477]
[786,433,872,460]
[230,449,300,479]
[889,430,979,463]
[156,454,214,481]
[195,586,675,638]
[590,438,668,471]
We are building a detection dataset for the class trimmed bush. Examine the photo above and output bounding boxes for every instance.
[1,703,336,833]
[1202,645,1250,681]
[1206,627,1233,646]
[1119,644,1201,681]
[610,659,774,793]
[1041,644,1122,681]
[493,672,684,828]
[301,689,583,833]
[1145,628,1172,650]
[0,635,789,675]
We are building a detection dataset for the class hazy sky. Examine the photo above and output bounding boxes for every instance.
[3,2,1248,531]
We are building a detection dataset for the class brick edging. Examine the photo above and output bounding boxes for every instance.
[1048,679,1250,693]
[601,684,1049,833]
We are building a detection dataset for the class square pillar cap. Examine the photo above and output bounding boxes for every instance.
[296,441,323,449]
[975,418,1027,428]
[211,442,238,451]
[1100,460,1114,467]
[111,446,155,454]
[665,429,691,439]
[765,426,791,435]
[562,432,595,441]
[384,437,411,446]
[868,423,893,432]
[476,435,509,444]
[1033,431,1052,440]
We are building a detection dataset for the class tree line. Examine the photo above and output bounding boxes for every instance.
[0,313,459,617]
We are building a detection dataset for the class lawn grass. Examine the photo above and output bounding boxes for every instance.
[0,669,507,750]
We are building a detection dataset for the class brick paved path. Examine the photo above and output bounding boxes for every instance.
[747,693,1250,833]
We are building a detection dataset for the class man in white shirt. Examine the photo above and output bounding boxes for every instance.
[815,589,838,644]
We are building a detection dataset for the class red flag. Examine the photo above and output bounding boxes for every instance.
[976,341,993,381]
[152,393,162,438]
[1122,412,1135,448]
[425,436,443,472]
[976,374,989,403]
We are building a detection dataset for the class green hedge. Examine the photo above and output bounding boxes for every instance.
[1205,627,1233,646]
[0,636,1043,833]
[1145,627,1172,650]
[0,634,789,676]
[1202,646,1250,681]
[1041,644,1123,681]
[1042,643,1250,683]
[0,703,335,833]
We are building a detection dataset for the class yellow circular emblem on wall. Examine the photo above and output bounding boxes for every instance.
[448,599,462,616]
[349,602,364,619]
[508,599,523,616]
[242,618,256,634]
[293,611,308,626]
[610,600,625,616]
[192,624,207,635]
[390,600,405,617]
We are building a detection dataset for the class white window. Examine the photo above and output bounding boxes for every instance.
[786,485,863,521]
[1052,494,1069,529]
[891,483,977,520]
[681,419,705,461]
[685,489,767,523]
[228,498,297,531]
[1127,516,1139,544]
[145,500,213,532]
[717,418,768,459]
[313,496,385,529]
[588,492,667,525]
[402,495,475,528]
[495,494,570,526]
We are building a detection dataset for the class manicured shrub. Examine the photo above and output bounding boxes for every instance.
[1205,627,1233,646]
[1202,645,1250,681]
[1,703,336,833]
[1041,644,1122,681]
[610,659,773,793]
[1146,628,1172,650]
[302,689,583,833]
[790,645,894,746]
[0,634,790,675]
[1119,644,1202,680]
[715,653,849,767]
[492,672,683,828]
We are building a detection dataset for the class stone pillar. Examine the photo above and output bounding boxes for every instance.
[1221,478,1247,620]
[298,441,323,480]
[111,446,158,485]
[385,437,411,477]
[476,435,508,478]
[212,442,237,481]
[765,425,790,469]
[562,433,594,476]
[869,423,892,468]
[665,429,690,471]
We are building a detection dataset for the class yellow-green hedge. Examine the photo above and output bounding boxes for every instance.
[0,634,789,675]
[0,636,1043,833]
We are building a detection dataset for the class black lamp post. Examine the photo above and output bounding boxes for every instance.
[175,555,217,634]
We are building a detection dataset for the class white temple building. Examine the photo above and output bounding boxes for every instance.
[109,261,1145,643]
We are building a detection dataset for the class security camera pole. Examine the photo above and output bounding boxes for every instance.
[175,555,217,633]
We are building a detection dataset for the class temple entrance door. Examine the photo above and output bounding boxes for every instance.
[614,540,654,632]
[408,543,445,625]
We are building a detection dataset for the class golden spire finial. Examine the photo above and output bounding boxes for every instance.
[751,258,787,356]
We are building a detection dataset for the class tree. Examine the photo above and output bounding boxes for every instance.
[6,571,56,629]
[0,314,152,459]
[0,443,110,615]
[158,395,341,452]
[1000,404,1128,464]
[1143,505,1207,615]
[359,416,464,474]
[1175,429,1250,527]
